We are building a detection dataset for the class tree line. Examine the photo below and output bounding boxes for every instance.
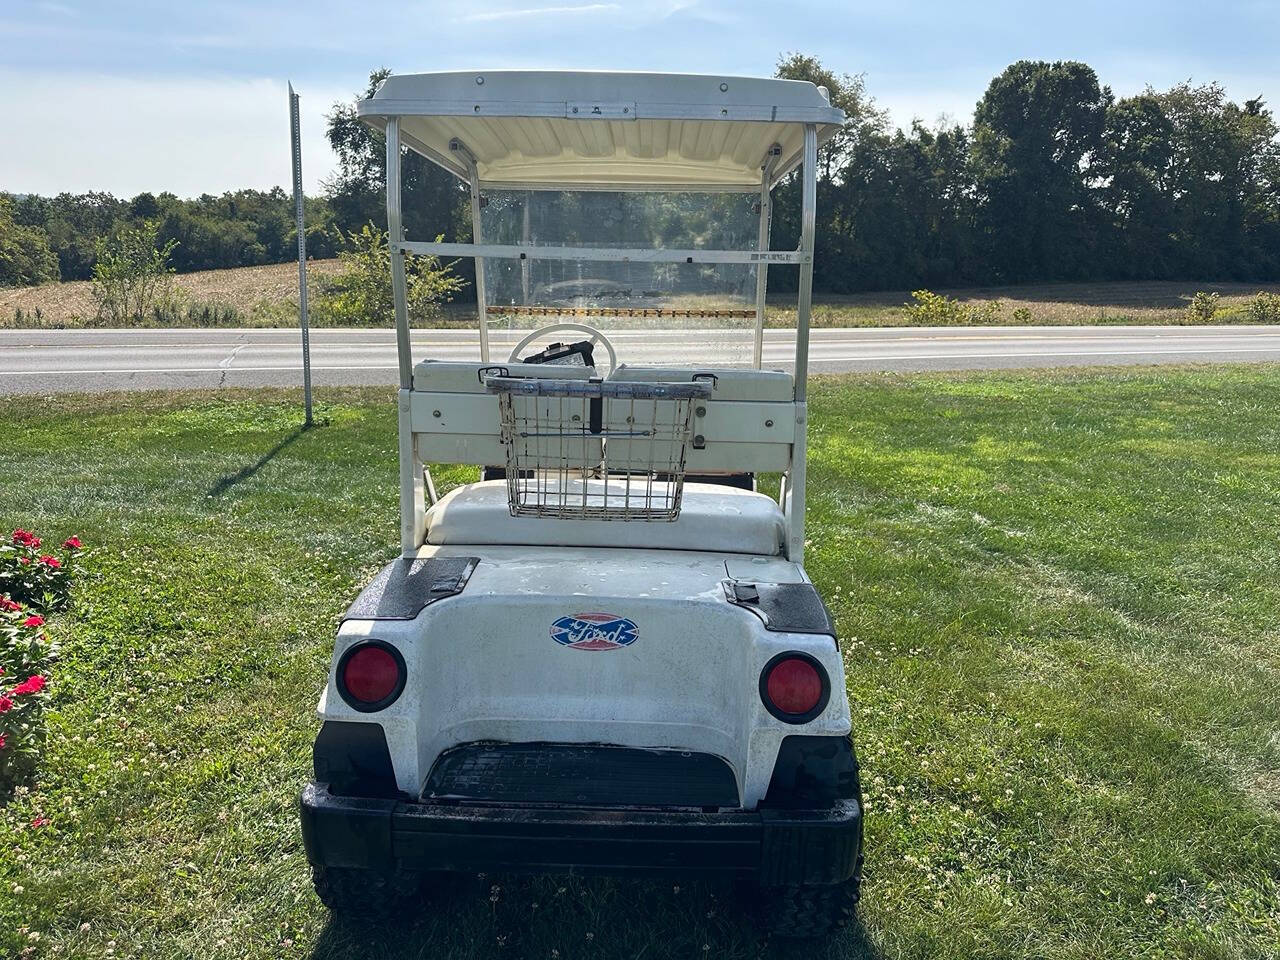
[3,56,1278,293]
[0,188,339,286]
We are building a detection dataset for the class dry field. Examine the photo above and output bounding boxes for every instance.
[4,261,1279,328]
[0,260,344,328]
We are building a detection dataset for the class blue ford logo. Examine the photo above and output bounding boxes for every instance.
[550,613,638,651]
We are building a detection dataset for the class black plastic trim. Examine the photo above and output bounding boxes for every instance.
[759,651,831,724]
[763,735,861,808]
[336,640,407,713]
[722,579,836,637]
[343,556,478,622]
[313,720,403,799]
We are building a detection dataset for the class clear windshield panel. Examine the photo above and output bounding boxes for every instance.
[479,190,764,367]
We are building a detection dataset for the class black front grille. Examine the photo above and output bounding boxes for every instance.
[422,742,740,810]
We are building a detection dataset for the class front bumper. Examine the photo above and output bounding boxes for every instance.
[300,782,862,885]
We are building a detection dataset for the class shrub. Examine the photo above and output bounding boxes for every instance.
[0,530,84,794]
[906,289,1003,325]
[1012,306,1033,323]
[313,223,466,326]
[1185,291,1220,323]
[0,530,84,610]
[91,220,181,324]
[1246,291,1280,324]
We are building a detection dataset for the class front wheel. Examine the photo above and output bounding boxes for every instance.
[311,865,423,918]
[752,873,861,939]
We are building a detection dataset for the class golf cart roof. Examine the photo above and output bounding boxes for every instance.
[357,70,845,190]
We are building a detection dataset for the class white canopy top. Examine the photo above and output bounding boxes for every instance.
[357,71,844,190]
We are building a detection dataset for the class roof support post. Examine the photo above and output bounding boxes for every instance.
[784,124,818,565]
[753,144,780,369]
[793,124,817,403]
[386,117,413,390]
[453,139,491,363]
[387,117,425,554]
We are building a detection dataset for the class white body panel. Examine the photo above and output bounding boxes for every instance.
[321,544,848,809]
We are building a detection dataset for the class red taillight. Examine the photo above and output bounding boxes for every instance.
[760,653,828,722]
[338,642,405,711]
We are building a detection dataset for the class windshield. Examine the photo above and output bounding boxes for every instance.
[479,190,765,367]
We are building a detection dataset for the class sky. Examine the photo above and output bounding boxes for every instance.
[1,0,1277,198]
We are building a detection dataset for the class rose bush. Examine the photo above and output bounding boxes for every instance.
[0,529,84,793]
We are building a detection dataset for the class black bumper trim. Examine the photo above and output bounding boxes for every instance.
[301,782,861,884]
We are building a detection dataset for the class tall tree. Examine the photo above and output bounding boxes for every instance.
[972,61,1112,282]
[324,69,468,246]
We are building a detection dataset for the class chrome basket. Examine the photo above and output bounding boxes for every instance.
[484,373,714,521]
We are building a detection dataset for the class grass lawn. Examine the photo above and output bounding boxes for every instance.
[1,367,1278,959]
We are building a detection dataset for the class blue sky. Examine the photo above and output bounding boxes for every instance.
[2,0,1276,196]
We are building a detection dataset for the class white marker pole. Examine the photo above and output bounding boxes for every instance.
[288,82,313,426]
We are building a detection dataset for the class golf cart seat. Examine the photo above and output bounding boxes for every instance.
[425,479,785,555]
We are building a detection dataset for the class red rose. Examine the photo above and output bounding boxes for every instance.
[21,615,45,628]
[30,815,49,828]
[0,597,20,612]
[11,675,46,695]
[17,556,29,565]
[0,695,11,713]
[12,529,38,547]
[63,536,82,550]
[39,555,61,568]
[0,734,6,750]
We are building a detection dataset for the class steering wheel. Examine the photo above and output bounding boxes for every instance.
[508,322,618,377]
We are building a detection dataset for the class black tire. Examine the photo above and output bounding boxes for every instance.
[311,865,423,918]
[753,873,861,939]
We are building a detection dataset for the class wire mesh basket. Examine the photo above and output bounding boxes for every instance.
[484,373,714,521]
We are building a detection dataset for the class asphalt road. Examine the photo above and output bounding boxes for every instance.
[2,325,1279,394]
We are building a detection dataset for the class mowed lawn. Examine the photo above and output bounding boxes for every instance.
[1,367,1278,960]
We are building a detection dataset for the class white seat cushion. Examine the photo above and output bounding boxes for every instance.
[608,365,794,402]
[426,480,785,555]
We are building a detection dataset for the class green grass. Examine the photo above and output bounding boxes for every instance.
[1,367,1278,959]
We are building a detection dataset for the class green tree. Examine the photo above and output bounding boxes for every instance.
[772,53,890,292]
[1097,93,1177,278]
[0,195,59,286]
[324,70,469,244]
[91,220,180,323]
[972,61,1112,282]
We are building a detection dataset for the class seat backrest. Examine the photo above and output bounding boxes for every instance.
[605,365,796,473]
[410,361,599,467]
[413,360,596,393]
[607,365,794,402]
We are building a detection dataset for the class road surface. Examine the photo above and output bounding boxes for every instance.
[2,325,1279,394]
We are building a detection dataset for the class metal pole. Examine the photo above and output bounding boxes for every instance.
[468,162,491,363]
[385,118,413,390]
[521,193,531,308]
[793,125,818,403]
[288,83,312,426]
[753,145,779,369]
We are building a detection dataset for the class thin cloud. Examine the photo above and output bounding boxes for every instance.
[456,3,621,23]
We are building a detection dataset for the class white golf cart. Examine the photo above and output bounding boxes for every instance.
[300,71,863,937]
